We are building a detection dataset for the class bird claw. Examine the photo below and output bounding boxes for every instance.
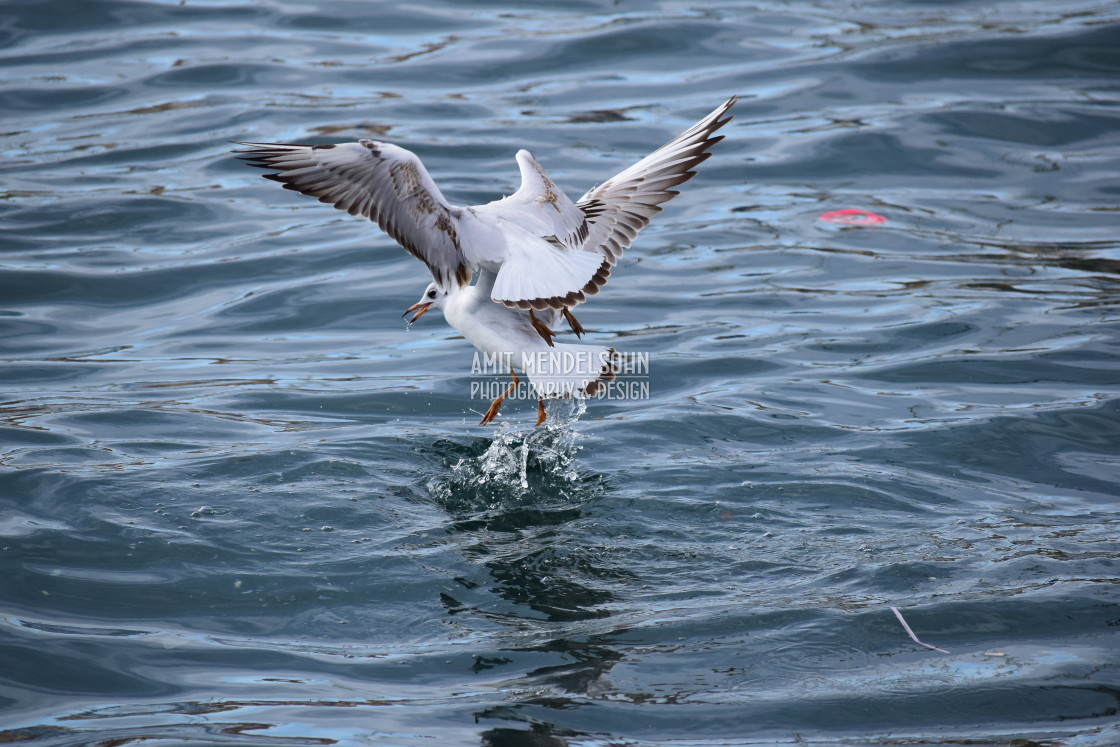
[528,309,556,347]
[561,308,585,337]
[479,403,500,425]
[479,370,519,425]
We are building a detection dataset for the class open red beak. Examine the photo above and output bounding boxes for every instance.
[403,301,432,324]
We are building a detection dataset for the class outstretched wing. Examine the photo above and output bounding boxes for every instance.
[235,140,472,288]
[474,150,607,311]
[577,96,736,268]
[477,149,590,250]
[474,98,736,312]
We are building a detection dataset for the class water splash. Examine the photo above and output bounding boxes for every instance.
[428,399,590,508]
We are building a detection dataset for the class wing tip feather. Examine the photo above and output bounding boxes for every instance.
[577,95,736,265]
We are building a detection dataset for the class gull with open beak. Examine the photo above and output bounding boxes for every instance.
[236,96,735,425]
[403,285,438,324]
[404,275,617,426]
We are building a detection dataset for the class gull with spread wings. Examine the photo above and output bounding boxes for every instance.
[236,96,735,425]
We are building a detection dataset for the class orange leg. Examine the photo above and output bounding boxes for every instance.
[528,309,556,347]
[480,370,520,425]
[535,398,547,427]
[561,308,585,337]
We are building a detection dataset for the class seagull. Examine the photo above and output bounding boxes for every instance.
[236,96,736,424]
[403,273,619,426]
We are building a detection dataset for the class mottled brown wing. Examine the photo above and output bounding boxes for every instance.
[235,140,471,288]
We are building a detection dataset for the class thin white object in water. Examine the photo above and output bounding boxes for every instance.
[890,606,950,654]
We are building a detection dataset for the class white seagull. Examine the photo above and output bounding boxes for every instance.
[236,96,735,425]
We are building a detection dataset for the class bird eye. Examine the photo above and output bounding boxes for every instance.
[427,289,437,299]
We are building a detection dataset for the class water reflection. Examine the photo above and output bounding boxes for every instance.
[476,726,574,747]
[424,403,635,739]
[471,634,628,744]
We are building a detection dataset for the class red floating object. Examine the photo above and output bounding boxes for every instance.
[818,208,887,225]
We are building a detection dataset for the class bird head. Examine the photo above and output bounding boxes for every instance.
[403,282,448,324]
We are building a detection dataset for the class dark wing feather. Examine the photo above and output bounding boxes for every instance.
[577,97,736,268]
[235,140,471,288]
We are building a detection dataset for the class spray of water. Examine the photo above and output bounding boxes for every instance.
[427,399,589,507]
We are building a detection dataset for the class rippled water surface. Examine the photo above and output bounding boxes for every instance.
[3,1,1120,745]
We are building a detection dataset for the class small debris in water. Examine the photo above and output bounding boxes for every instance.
[890,606,949,654]
[819,208,887,225]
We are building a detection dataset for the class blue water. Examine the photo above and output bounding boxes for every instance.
[3,1,1120,745]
